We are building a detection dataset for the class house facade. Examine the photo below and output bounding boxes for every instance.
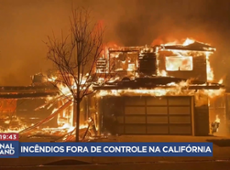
[84,40,227,136]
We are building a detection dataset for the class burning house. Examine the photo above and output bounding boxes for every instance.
[88,38,226,136]
[0,38,228,140]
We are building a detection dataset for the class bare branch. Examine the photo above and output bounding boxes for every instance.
[45,7,104,142]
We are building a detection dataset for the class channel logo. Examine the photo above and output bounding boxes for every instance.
[0,133,19,158]
[0,143,15,156]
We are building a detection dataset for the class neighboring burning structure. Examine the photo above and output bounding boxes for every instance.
[0,79,58,132]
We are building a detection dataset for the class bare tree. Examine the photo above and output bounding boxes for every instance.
[46,8,104,142]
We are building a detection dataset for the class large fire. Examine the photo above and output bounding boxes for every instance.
[96,80,225,107]
[0,37,225,141]
[165,56,193,71]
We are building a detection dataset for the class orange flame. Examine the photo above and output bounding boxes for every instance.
[183,38,195,46]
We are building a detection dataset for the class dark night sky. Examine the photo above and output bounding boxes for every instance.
[0,0,230,85]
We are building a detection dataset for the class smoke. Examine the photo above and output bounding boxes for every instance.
[0,0,229,85]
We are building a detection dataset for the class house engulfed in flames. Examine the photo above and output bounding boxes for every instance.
[0,38,228,139]
[87,38,227,136]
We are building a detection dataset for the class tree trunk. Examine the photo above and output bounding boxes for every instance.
[73,95,81,142]
[76,98,81,142]
[76,44,81,142]
[75,67,81,142]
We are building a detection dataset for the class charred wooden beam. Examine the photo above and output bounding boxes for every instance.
[160,46,215,52]
[0,86,57,92]
[0,85,59,98]
[0,92,59,98]
[93,85,224,90]
[108,46,144,53]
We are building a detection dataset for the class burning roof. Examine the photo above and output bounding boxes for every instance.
[160,41,216,52]
[107,39,216,54]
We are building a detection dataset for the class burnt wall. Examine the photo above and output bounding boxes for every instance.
[194,105,210,136]
[108,52,138,78]
[98,96,123,135]
[139,52,157,75]
[158,51,207,82]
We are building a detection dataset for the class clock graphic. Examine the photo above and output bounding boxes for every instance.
[0,133,18,141]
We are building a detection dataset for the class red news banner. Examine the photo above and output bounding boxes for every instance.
[0,133,19,141]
